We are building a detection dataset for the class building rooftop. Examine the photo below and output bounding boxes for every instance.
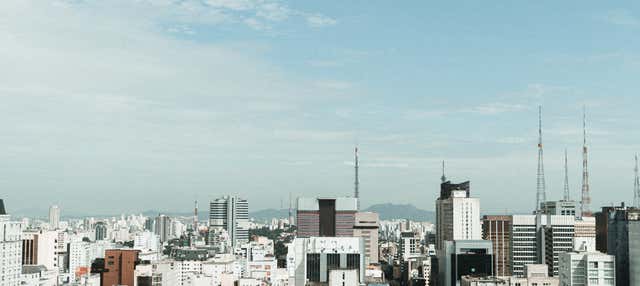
[0,199,6,215]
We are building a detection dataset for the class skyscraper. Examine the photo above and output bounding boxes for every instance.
[49,205,60,230]
[602,206,640,286]
[558,251,615,285]
[482,215,512,276]
[209,196,249,247]
[0,199,23,286]
[435,180,481,251]
[95,221,108,241]
[154,215,172,243]
[353,212,379,265]
[296,197,358,238]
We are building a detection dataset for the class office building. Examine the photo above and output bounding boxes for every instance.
[436,181,481,251]
[154,215,172,243]
[511,215,575,277]
[353,212,379,265]
[439,240,493,286]
[602,206,640,286]
[595,204,628,253]
[541,200,578,217]
[461,264,559,286]
[49,205,60,230]
[482,215,512,276]
[209,196,249,247]
[286,237,364,286]
[296,197,358,238]
[0,199,22,286]
[95,222,108,241]
[559,251,615,285]
[398,231,421,261]
[21,229,58,270]
[102,249,140,286]
[574,216,596,251]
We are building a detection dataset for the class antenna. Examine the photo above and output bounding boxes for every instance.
[634,155,639,208]
[581,106,592,217]
[441,161,447,183]
[355,146,360,210]
[536,106,547,212]
[563,149,570,201]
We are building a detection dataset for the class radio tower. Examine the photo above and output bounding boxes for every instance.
[634,155,639,208]
[563,149,570,201]
[580,106,592,217]
[535,106,547,265]
[354,147,360,210]
[441,161,447,183]
[536,106,547,212]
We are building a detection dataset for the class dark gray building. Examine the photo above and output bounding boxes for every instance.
[605,206,640,286]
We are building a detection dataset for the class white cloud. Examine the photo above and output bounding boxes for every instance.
[306,14,337,28]
[465,102,527,115]
[605,9,640,27]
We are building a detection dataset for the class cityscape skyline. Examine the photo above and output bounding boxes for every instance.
[2,1,640,215]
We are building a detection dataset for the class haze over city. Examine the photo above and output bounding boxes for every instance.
[2,1,640,216]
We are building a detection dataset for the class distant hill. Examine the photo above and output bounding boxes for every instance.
[249,203,434,222]
[364,203,435,221]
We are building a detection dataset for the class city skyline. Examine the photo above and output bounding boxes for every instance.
[2,1,640,215]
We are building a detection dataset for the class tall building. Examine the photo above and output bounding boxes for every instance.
[511,215,575,277]
[541,200,578,217]
[209,196,249,247]
[154,215,172,243]
[21,229,58,270]
[482,215,512,276]
[595,204,627,253]
[0,199,22,286]
[296,197,358,238]
[95,222,108,241]
[49,205,60,230]
[558,251,615,285]
[353,212,379,265]
[102,249,141,286]
[574,217,596,251]
[435,180,481,251]
[397,231,421,261]
[602,206,640,286]
[439,240,493,286]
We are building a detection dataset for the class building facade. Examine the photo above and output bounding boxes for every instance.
[482,215,512,277]
[436,181,481,251]
[209,196,249,247]
[48,205,60,230]
[296,197,357,238]
[353,212,379,265]
[558,251,615,285]
[0,200,22,286]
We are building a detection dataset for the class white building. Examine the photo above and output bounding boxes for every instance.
[0,200,22,286]
[21,229,58,270]
[68,241,91,282]
[573,217,596,252]
[209,196,249,247]
[559,251,615,285]
[511,214,575,277]
[48,205,60,230]
[287,236,365,286]
[436,181,481,251]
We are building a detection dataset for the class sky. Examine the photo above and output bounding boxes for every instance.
[1,1,640,217]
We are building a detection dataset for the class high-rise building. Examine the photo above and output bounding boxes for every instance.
[353,212,379,265]
[0,199,22,286]
[601,206,640,286]
[397,231,421,261]
[154,215,172,243]
[95,222,108,241]
[541,200,578,217]
[49,205,60,230]
[435,181,481,251]
[574,217,596,252]
[209,196,249,247]
[102,249,141,286]
[558,251,615,285]
[482,215,512,276]
[21,229,58,270]
[296,197,358,238]
[511,215,575,277]
[439,240,494,286]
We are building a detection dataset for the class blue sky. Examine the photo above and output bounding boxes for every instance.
[1,1,640,216]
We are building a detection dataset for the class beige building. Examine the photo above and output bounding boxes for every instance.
[353,212,379,265]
